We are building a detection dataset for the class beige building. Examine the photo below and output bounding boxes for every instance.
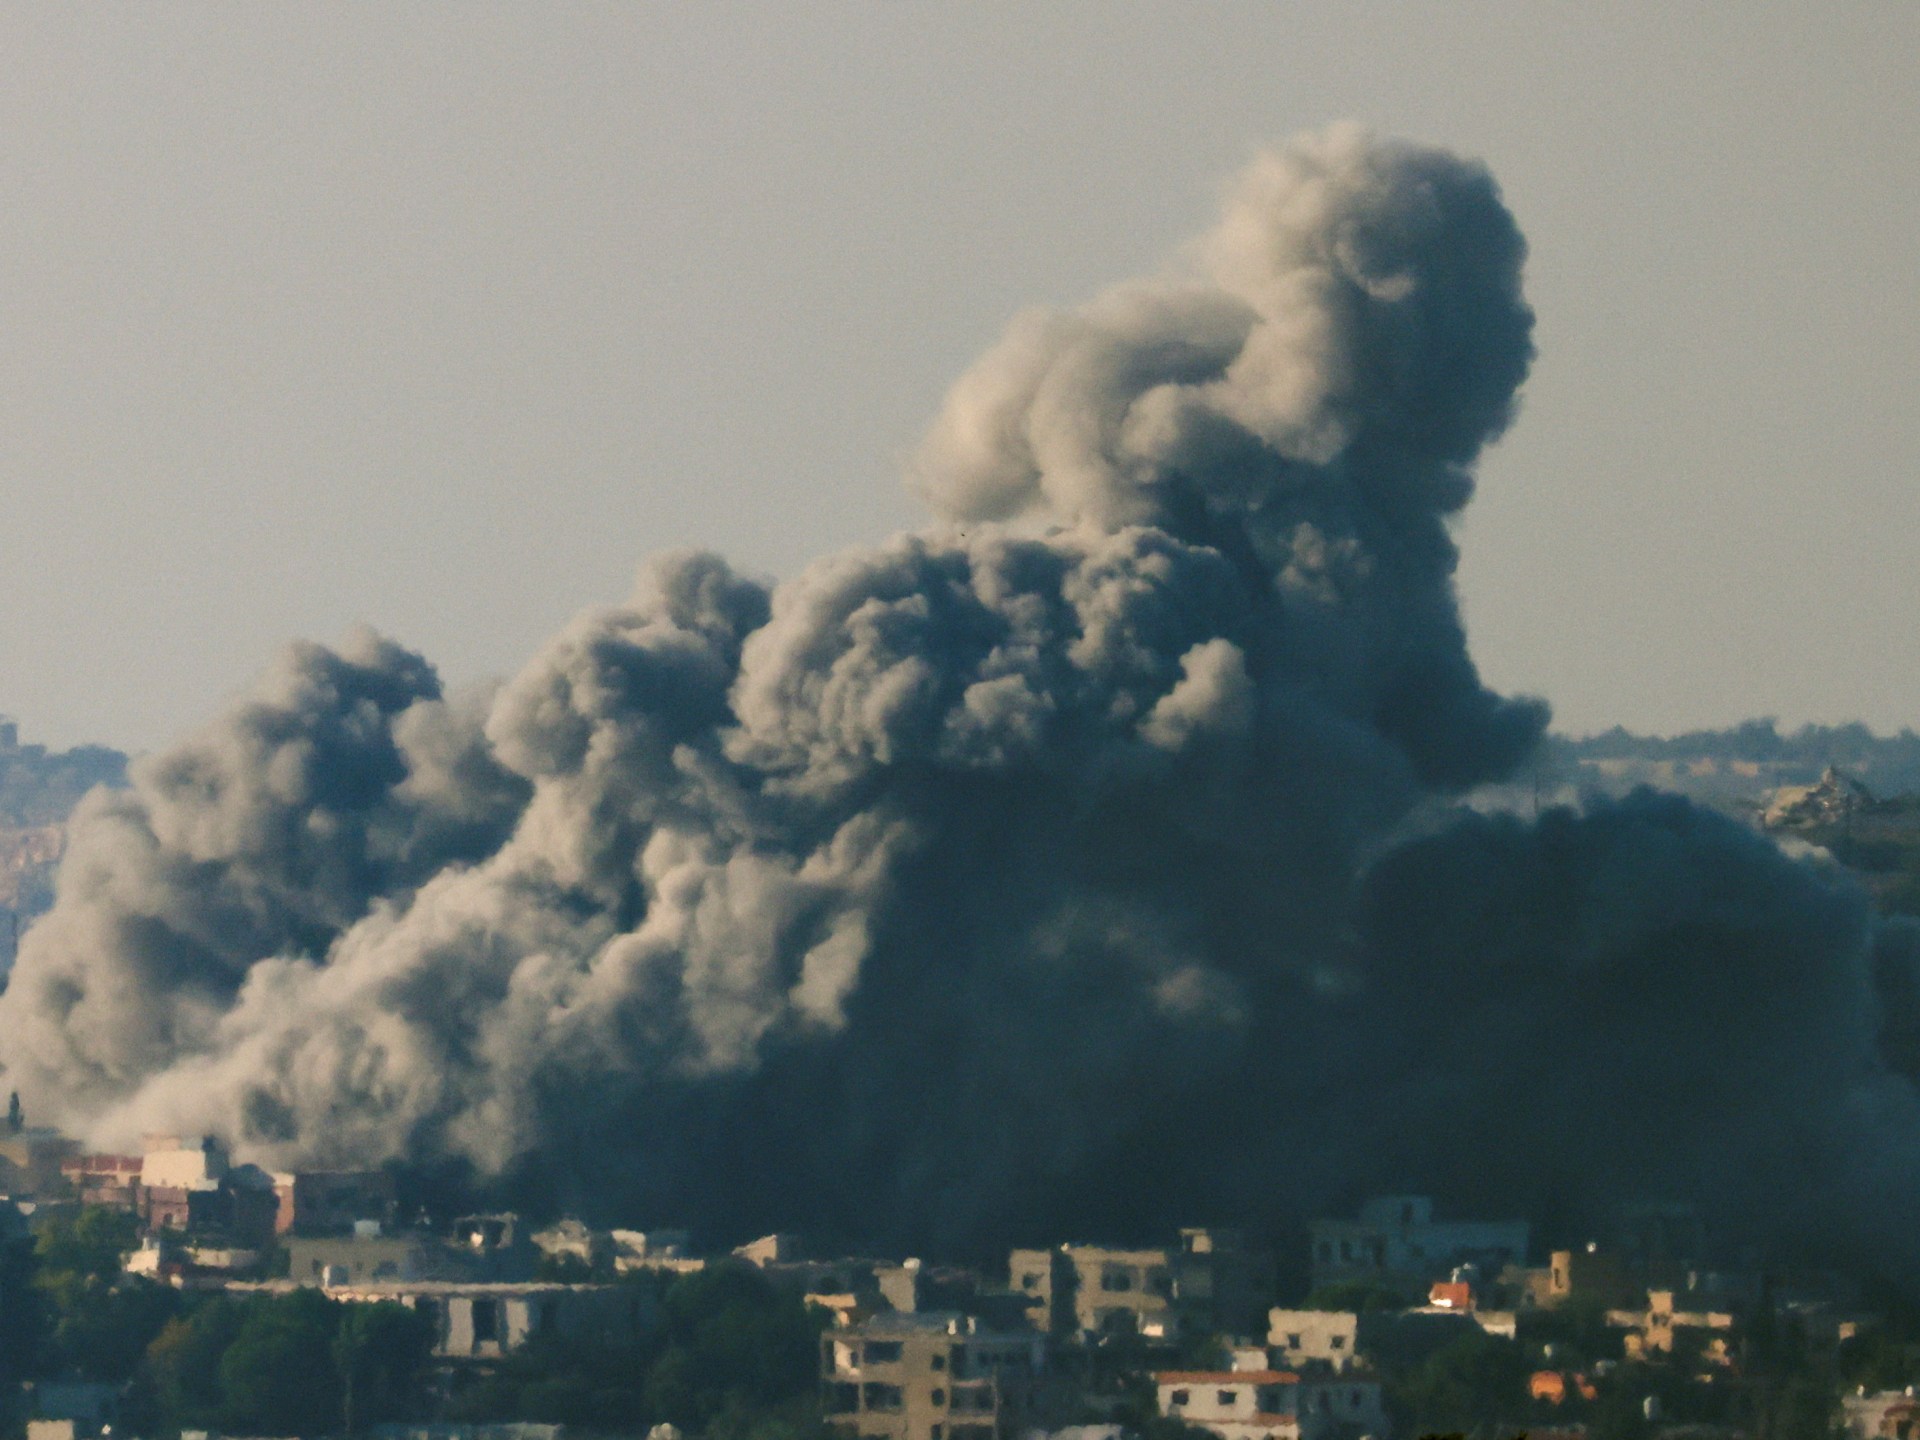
[270,1280,650,1360]
[1011,1231,1275,1342]
[1610,1289,1736,1367]
[1010,1245,1175,1340]
[822,1312,1044,1440]
[1266,1310,1360,1373]
[0,1127,77,1198]
[1156,1369,1387,1440]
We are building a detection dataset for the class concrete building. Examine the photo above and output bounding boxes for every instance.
[1610,1289,1737,1368]
[288,1231,466,1286]
[1010,1233,1275,1342]
[1267,1305,1490,1373]
[308,1280,651,1360]
[1308,1197,1528,1296]
[1543,1246,1642,1310]
[271,1169,396,1236]
[0,1127,78,1198]
[1266,1311,1360,1373]
[1173,1229,1279,1339]
[60,1153,141,1212]
[822,1311,1045,1440]
[1845,1390,1920,1440]
[1154,1369,1387,1440]
[136,1137,278,1247]
[532,1218,610,1270]
[1011,1245,1175,1340]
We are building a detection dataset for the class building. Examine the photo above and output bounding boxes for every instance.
[822,1311,1045,1440]
[271,1170,396,1236]
[1267,1306,1485,1373]
[1611,1289,1737,1368]
[1154,1369,1388,1440]
[532,1218,610,1270]
[1010,1245,1175,1340]
[1009,1234,1276,1342]
[60,1153,142,1212]
[279,1279,651,1360]
[1543,1246,1642,1310]
[1845,1390,1920,1440]
[288,1231,462,1287]
[137,1136,278,1247]
[0,1126,78,1198]
[1266,1311,1360,1373]
[1173,1229,1279,1339]
[1308,1197,1528,1296]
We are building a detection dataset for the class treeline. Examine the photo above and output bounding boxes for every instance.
[1549,721,1920,792]
[0,728,124,828]
[0,1207,829,1440]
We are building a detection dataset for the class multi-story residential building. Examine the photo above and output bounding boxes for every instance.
[821,1312,1044,1440]
[1010,1230,1273,1341]
[0,1126,78,1198]
[239,1279,652,1361]
[1845,1390,1920,1440]
[270,1170,396,1236]
[60,1154,142,1212]
[1010,1245,1174,1340]
[1266,1310,1361,1373]
[1610,1288,1737,1367]
[1174,1230,1279,1339]
[1154,1369,1388,1440]
[1308,1197,1528,1296]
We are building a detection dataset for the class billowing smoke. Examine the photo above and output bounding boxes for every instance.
[4,126,1916,1266]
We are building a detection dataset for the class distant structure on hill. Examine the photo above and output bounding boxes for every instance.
[0,717,126,973]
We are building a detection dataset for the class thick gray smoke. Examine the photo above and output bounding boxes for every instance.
[4,126,1916,1265]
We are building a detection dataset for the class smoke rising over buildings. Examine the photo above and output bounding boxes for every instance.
[1,127,1915,1266]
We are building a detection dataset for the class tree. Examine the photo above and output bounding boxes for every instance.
[1389,1331,1531,1436]
[335,1301,436,1436]
[146,1298,247,1432]
[1301,1279,1412,1313]
[217,1290,342,1437]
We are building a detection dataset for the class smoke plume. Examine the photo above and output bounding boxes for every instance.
[4,126,1915,1266]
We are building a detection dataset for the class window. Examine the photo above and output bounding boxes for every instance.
[864,1342,903,1364]
[1171,1391,1190,1407]
[471,1299,499,1344]
[1330,1336,1345,1350]
[1102,1267,1134,1292]
[1021,1272,1042,1290]
[931,1353,946,1371]
[932,1428,943,1440]
[1286,1333,1301,1348]
[826,1384,860,1415]
[862,1384,904,1412]
[931,1390,946,1407]
[1219,1391,1239,1408]
[952,1387,995,1415]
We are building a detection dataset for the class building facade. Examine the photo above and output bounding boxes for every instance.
[821,1312,1044,1440]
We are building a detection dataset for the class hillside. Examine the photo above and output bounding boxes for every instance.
[0,719,127,963]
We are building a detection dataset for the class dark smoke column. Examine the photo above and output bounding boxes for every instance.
[7,126,1907,1268]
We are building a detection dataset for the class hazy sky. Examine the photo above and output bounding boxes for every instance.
[1,4,1914,753]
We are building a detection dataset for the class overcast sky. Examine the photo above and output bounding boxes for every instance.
[1,4,1914,753]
